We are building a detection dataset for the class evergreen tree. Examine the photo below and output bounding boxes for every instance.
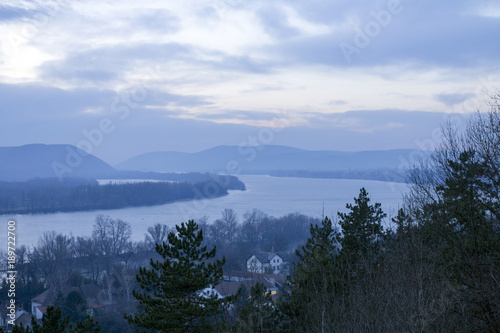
[63,291,87,323]
[392,208,413,235]
[337,187,386,263]
[435,150,490,241]
[125,220,228,332]
[31,306,70,333]
[53,291,65,310]
[284,217,339,332]
[72,315,102,333]
[405,103,500,331]
[12,308,101,333]
[424,150,500,330]
[12,325,27,333]
[234,283,285,332]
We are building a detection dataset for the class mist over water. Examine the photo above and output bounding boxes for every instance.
[1,175,408,248]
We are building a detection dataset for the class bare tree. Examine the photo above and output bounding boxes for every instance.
[73,236,100,282]
[30,231,74,288]
[221,208,239,245]
[144,223,170,250]
[240,209,267,244]
[92,215,132,256]
[112,264,138,305]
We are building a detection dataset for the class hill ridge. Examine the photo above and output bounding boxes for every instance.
[117,145,421,174]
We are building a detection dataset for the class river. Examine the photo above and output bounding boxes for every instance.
[1,175,408,248]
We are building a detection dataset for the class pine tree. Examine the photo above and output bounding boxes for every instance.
[392,208,413,235]
[11,307,100,333]
[435,150,490,242]
[125,220,228,332]
[284,217,339,332]
[12,325,27,333]
[337,187,386,263]
[63,291,87,323]
[72,315,101,333]
[31,306,70,333]
[427,150,500,330]
[234,283,285,332]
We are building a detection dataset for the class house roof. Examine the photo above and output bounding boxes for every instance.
[31,288,52,304]
[36,306,47,315]
[249,251,288,264]
[224,271,285,285]
[16,312,31,325]
[214,276,278,297]
[31,284,105,308]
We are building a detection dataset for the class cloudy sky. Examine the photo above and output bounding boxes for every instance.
[1,0,499,164]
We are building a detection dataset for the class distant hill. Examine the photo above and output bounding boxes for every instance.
[0,144,117,181]
[117,145,422,176]
[0,144,246,189]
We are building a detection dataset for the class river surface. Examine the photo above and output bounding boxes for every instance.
[1,175,408,248]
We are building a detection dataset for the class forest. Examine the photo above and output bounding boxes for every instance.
[268,168,406,183]
[0,173,245,214]
[2,103,500,332]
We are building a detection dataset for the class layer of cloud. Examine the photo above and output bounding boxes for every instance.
[0,0,499,162]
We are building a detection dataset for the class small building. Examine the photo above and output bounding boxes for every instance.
[31,284,107,319]
[15,309,32,328]
[214,277,278,298]
[247,252,288,275]
[201,271,286,303]
[0,304,33,331]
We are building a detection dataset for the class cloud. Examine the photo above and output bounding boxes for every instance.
[0,82,211,124]
[255,3,300,39]
[436,93,475,106]
[0,83,115,120]
[306,109,448,132]
[38,42,192,85]
[258,0,500,68]
[131,8,180,33]
[0,5,33,21]
[0,0,498,162]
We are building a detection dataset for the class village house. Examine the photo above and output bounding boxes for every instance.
[0,304,32,332]
[247,251,289,275]
[31,284,108,320]
[202,271,286,303]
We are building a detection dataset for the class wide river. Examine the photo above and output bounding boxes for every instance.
[1,175,408,248]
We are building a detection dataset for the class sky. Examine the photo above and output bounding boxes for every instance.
[0,0,499,164]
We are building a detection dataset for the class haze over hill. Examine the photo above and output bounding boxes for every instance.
[0,144,246,214]
[0,144,117,181]
[117,145,420,176]
[0,143,424,184]
[0,144,244,187]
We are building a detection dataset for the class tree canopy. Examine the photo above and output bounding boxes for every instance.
[125,220,229,332]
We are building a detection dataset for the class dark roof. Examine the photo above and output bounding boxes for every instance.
[16,312,31,325]
[215,276,278,297]
[31,288,52,305]
[224,271,285,284]
[250,251,288,264]
[31,284,104,308]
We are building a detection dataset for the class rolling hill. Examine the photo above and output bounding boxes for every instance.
[117,145,421,176]
[0,144,117,181]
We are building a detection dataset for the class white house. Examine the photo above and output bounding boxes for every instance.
[247,252,288,275]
